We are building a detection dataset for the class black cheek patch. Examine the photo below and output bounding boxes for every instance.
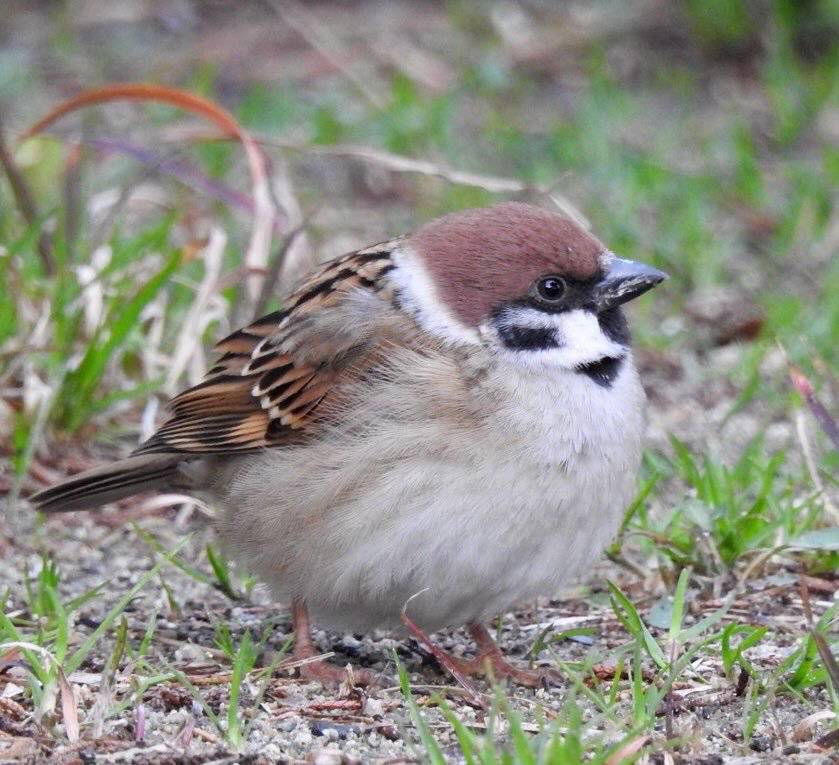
[497,324,559,351]
[598,307,631,346]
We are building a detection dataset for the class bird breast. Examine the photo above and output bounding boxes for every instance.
[211,346,646,632]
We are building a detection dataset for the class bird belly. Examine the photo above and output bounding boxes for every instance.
[212,360,644,633]
[316,455,636,632]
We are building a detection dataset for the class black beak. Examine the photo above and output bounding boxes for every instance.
[595,257,667,312]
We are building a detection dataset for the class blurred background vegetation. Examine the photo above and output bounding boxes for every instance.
[1,1,837,428]
[2,0,837,536]
[0,1,837,759]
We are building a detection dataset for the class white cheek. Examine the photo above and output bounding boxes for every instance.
[485,308,626,370]
[390,247,481,346]
[552,309,626,364]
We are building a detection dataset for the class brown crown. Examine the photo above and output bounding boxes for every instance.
[408,202,605,327]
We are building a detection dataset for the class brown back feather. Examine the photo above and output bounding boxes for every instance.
[134,245,397,455]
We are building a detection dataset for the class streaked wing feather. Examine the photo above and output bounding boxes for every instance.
[134,245,396,456]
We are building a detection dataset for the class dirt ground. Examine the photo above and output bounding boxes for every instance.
[1,502,837,764]
[2,348,836,763]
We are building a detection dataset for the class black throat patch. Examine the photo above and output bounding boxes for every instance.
[491,293,630,388]
[575,355,624,387]
[597,307,630,346]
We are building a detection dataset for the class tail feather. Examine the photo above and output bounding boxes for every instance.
[29,454,186,513]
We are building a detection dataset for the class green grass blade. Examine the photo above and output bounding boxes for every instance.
[669,566,691,641]
[65,538,188,675]
[607,580,667,669]
[132,524,213,586]
[396,655,447,765]
[62,247,182,430]
[206,543,239,600]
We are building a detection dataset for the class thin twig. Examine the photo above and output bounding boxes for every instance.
[253,224,306,319]
[267,0,387,109]
[164,128,568,198]
[789,365,839,453]
[795,411,839,524]
[282,141,559,196]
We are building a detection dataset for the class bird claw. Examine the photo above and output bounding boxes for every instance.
[455,654,562,689]
[295,657,381,688]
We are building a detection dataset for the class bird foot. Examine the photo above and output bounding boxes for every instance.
[292,654,379,687]
[287,598,381,688]
[402,609,561,690]
[452,653,560,689]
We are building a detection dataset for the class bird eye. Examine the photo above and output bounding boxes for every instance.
[535,275,566,302]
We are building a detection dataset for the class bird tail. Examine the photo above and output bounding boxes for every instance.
[29,453,186,513]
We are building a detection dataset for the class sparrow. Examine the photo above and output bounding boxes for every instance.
[31,202,666,687]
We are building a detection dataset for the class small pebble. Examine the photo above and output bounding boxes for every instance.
[341,634,362,650]
[310,749,344,765]
[174,644,206,662]
[294,726,313,747]
[277,716,298,732]
[311,720,354,739]
[363,697,384,717]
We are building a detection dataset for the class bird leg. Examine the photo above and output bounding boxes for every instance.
[288,598,377,687]
[401,610,558,689]
[458,623,557,688]
[399,609,484,697]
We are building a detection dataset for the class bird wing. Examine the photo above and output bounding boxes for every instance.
[133,243,399,455]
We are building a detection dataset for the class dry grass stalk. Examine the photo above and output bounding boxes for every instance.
[57,669,79,743]
[267,0,387,109]
[789,365,839,453]
[0,114,54,274]
[165,226,227,393]
[20,82,276,317]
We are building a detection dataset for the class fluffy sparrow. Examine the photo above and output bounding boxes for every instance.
[32,202,666,686]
